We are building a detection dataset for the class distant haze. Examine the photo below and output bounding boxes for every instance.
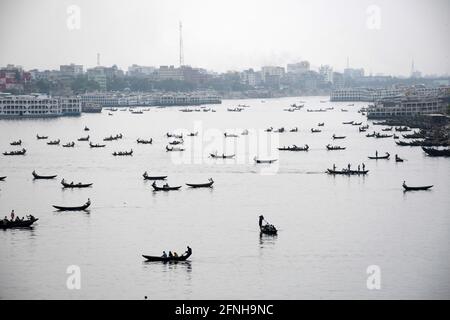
[0,0,449,76]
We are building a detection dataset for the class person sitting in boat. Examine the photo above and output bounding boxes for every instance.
[10,210,15,221]
[161,251,167,258]
[347,163,351,171]
[362,163,365,171]
[86,198,91,205]
[3,216,8,224]
[333,164,336,171]
[183,246,192,257]
[168,251,173,258]
[402,181,407,188]
[375,150,378,158]
[163,183,169,188]
[357,165,361,172]
[173,252,178,258]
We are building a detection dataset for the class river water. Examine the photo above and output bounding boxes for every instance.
[0,96,449,299]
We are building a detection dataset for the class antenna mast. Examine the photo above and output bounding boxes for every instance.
[179,21,184,67]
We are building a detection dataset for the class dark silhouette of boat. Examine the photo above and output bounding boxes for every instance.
[53,199,91,211]
[366,132,376,137]
[167,133,183,139]
[289,127,298,132]
[0,216,38,229]
[151,181,182,191]
[210,152,235,159]
[381,127,393,131]
[278,144,309,151]
[375,133,393,138]
[78,135,90,141]
[137,138,153,144]
[395,126,411,132]
[422,147,450,157]
[402,181,433,191]
[112,150,133,156]
[332,134,346,139]
[254,157,277,164]
[224,133,239,138]
[10,140,22,146]
[368,152,390,160]
[342,121,354,124]
[186,178,214,188]
[166,146,185,152]
[402,132,425,139]
[0,176,6,181]
[32,170,57,179]
[259,215,277,235]
[327,169,368,175]
[90,142,106,148]
[311,128,321,133]
[143,172,167,180]
[84,126,90,131]
[318,122,324,126]
[47,139,60,145]
[395,155,404,162]
[169,139,184,145]
[326,144,346,150]
[143,247,192,262]
[61,179,93,188]
[36,135,48,140]
[62,142,75,148]
[187,132,198,137]
[3,148,26,156]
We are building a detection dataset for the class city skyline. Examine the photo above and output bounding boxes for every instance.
[1,0,449,77]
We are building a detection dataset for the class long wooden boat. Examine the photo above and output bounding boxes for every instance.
[166,133,183,139]
[375,133,393,138]
[210,153,235,159]
[166,146,185,152]
[327,169,369,175]
[402,132,425,139]
[90,142,106,148]
[47,139,60,145]
[342,121,354,124]
[422,147,450,157]
[32,170,57,179]
[62,142,75,148]
[395,126,411,132]
[0,176,6,181]
[151,181,182,191]
[112,150,133,156]
[3,148,26,156]
[332,135,346,139]
[254,157,277,164]
[143,249,192,262]
[224,133,239,138]
[10,140,22,146]
[137,138,152,144]
[169,139,184,145]
[78,135,90,141]
[278,145,309,151]
[61,179,93,188]
[143,172,167,180]
[53,199,91,211]
[36,135,48,140]
[318,123,325,127]
[368,152,390,160]
[381,127,393,131]
[326,145,346,150]
[0,217,39,229]
[311,128,321,133]
[402,183,433,191]
[186,178,214,188]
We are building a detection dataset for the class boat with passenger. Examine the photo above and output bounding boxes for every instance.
[47,139,60,145]
[36,134,48,140]
[368,152,390,160]
[137,138,153,144]
[53,199,91,211]
[112,149,133,156]
[62,142,75,148]
[3,148,26,156]
[0,215,38,229]
[186,178,214,188]
[259,215,277,235]
[61,178,93,188]
[151,181,182,191]
[78,135,90,141]
[254,157,277,164]
[210,152,235,159]
[143,246,192,262]
[402,181,433,191]
[326,144,346,150]
[10,140,22,146]
[143,171,167,180]
[278,144,309,151]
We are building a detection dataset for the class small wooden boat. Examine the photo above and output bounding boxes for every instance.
[375,133,393,138]
[395,155,404,162]
[402,182,433,191]
[53,199,91,211]
[186,178,214,188]
[241,129,249,135]
[78,135,90,141]
[61,179,93,188]
[187,132,198,137]
[210,152,235,159]
[89,142,106,148]
[47,139,60,145]
[84,126,90,131]
[368,152,390,160]
[62,142,75,148]
[36,135,48,140]
[395,126,411,132]
[366,132,376,137]
[224,133,239,138]
[112,150,133,156]
[332,134,346,140]
[265,127,273,132]
[422,147,450,157]
[151,181,182,191]
[327,169,369,175]
[289,127,298,132]
[254,157,277,164]
[359,127,367,132]
[342,121,354,125]
[275,127,285,133]
[32,170,57,180]
[3,148,26,156]
[137,138,153,144]
[311,128,321,133]
[0,176,6,181]
[143,247,192,262]
[143,172,167,180]
[352,122,362,126]
[318,123,325,127]
[10,140,22,146]
[169,139,184,145]
[166,146,185,152]
[259,215,277,235]
[0,216,39,229]
[278,144,309,151]
[166,133,183,139]
[382,127,393,131]
[326,144,346,150]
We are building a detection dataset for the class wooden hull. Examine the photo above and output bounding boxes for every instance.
[422,147,450,157]
[210,154,235,159]
[0,218,38,229]
[0,176,6,181]
[327,169,369,175]
[62,182,93,188]
[143,251,191,262]
[403,185,433,191]
[33,172,57,179]
[186,181,214,188]
[53,203,91,211]
[143,175,167,180]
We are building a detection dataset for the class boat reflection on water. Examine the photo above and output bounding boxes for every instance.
[259,232,278,248]
[143,259,192,274]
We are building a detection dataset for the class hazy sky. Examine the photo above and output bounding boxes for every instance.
[1,0,449,76]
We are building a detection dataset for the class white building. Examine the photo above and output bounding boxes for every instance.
[319,65,333,83]
[368,97,446,118]
[156,66,184,81]
[261,66,285,82]
[287,61,310,74]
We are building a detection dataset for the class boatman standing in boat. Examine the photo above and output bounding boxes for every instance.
[10,210,15,221]
[184,246,192,256]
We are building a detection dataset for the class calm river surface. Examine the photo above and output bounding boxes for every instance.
[0,96,449,299]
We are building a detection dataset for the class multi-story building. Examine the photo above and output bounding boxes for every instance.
[344,68,365,79]
[240,69,261,87]
[156,66,184,81]
[60,64,83,77]
[0,94,81,118]
[319,65,333,84]
[127,64,156,77]
[87,67,107,91]
[287,61,310,74]
[261,66,285,83]
[332,72,344,89]
[0,65,31,92]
